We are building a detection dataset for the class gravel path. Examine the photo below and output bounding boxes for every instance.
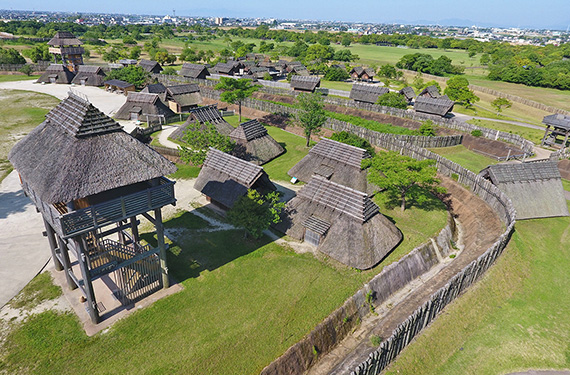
[158,125,181,149]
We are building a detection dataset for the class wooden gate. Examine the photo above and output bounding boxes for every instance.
[114,253,162,305]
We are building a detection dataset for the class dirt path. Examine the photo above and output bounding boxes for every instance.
[307,177,504,375]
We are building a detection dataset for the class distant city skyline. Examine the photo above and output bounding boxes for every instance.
[1,0,569,30]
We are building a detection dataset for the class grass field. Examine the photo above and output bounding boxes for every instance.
[262,125,313,182]
[0,89,59,182]
[467,119,545,144]
[0,75,40,82]
[428,145,498,173]
[384,205,570,375]
[0,191,448,375]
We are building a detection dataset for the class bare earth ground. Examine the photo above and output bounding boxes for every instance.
[307,177,504,375]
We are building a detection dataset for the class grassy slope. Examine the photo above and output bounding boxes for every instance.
[385,208,570,375]
[467,118,544,145]
[428,145,498,173]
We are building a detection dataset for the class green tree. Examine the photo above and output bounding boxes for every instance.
[378,64,398,79]
[341,35,352,47]
[323,66,349,81]
[295,93,327,147]
[19,64,34,76]
[376,92,409,110]
[227,189,285,239]
[102,49,121,63]
[419,120,436,136]
[178,122,235,166]
[443,76,479,108]
[105,65,151,89]
[362,151,445,211]
[161,66,177,75]
[491,97,512,115]
[0,47,25,64]
[215,77,259,122]
[129,45,142,60]
[330,131,375,156]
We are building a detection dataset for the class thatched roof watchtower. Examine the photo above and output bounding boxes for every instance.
[9,92,177,324]
[47,31,84,72]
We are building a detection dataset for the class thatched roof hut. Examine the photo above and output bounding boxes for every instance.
[194,148,276,209]
[138,59,163,74]
[213,61,242,76]
[142,83,168,101]
[290,75,321,92]
[169,105,234,141]
[104,79,136,95]
[543,114,570,130]
[399,86,416,103]
[8,92,176,205]
[480,161,569,220]
[48,31,82,47]
[230,119,285,165]
[350,83,389,104]
[70,65,106,87]
[165,84,201,113]
[288,138,372,193]
[179,63,210,79]
[115,92,175,123]
[541,113,570,147]
[349,66,375,81]
[36,64,75,84]
[275,176,402,269]
[414,96,455,117]
[418,85,441,98]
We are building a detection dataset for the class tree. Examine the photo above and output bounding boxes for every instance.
[323,66,349,81]
[178,121,235,165]
[330,131,375,156]
[105,65,151,89]
[491,97,512,115]
[376,92,409,110]
[341,35,352,47]
[215,77,259,122]
[419,120,436,136]
[227,189,285,239]
[0,47,25,64]
[161,66,177,75]
[129,45,142,60]
[19,64,34,76]
[102,49,121,63]
[362,151,445,211]
[378,64,398,79]
[296,93,327,147]
[443,76,479,108]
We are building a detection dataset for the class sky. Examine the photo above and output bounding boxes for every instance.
[2,0,570,30]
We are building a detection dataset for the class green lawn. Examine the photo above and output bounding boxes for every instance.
[428,145,498,173]
[0,75,40,82]
[261,126,313,182]
[168,163,200,179]
[467,119,544,145]
[385,205,570,375]
[561,179,570,192]
[320,80,353,92]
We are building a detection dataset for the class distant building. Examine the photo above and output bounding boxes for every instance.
[138,59,163,74]
[350,83,389,104]
[349,66,375,82]
[179,63,210,79]
[47,31,84,72]
[290,75,321,92]
[414,96,454,117]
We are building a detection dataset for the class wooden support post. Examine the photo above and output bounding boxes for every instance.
[130,216,140,244]
[541,125,551,146]
[76,236,100,324]
[117,221,125,245]
[154,208,169,289]
[563,130,570,149]
[56,235,77,290]
[43,218,63,271]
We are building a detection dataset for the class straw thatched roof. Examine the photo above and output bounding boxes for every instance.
[290,75,321,92]
[104,79,135,90]
[194,148,276,208]
[350,83,389,104]
[418,85,441,98]
[8,93,176,204]
[169,105,234,140]
[543,114,570,131]
[275,176,401,269]
[414,96,455,117]
[142,83,168,101]
[114,92,175,121]
[48,31,82,46]
[213,61,242,75]
[399,86,416,102]
[230,119,285,165]
[138,59,163,73]
[37,64,75,84]
[71,65,106,87]
[165,84,201,110]
[179,63,210,79]
[480,161,569,220]
[288,138,372,193]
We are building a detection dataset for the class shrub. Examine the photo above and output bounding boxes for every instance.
[161,66,177,76]
[330,131,376,156]
[376,92,409,110]
[370,335,383,346]
[471,129,483,137]
[419,120,436,136]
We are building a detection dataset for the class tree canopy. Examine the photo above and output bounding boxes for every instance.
[330,131,375,156]
[215,77,259,122]
[491,97,513,115]
[105,65,151,89]
[295,93,327,147]
[376,92,409,110]
[443,76,479,107]
[362,151,445,211]
[396,53,463,76]
[178,122,235,166]
[227,189,285,239]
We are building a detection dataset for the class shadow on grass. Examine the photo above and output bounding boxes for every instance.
[141,207,280,283]
[377,185,450,212]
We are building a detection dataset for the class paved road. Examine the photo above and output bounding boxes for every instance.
[0,171,50,308]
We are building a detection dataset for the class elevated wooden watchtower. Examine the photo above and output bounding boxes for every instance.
[8,92,177,324]
[48,31,84,72]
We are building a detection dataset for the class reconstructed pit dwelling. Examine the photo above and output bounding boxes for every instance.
[8,92,177,324]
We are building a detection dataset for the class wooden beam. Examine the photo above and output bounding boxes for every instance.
[43,218,63,271]
[76,236,100,324]
[56,235,77,290]
[142,212,156,225]
[154,208,169,289]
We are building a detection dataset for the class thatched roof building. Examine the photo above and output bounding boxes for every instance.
[480,161,569,220]
[213,61,242,76]
[541,114,570,147]
[399,86,416,103]
[230,119,285,165]
[179,63,210,79]
[418,85,441,98]
[70,65,106,87]
[275,176,401,269]
[37,64,75,84]
[350,83,389,104]
[165,84,201,113]
[138,59,163,74]
[8,92,176,205]
[290,75,321,92]
[104,79,136,95]
[142,83,168,101]
[194,148,276,209]
[115,92,175,123]
[350,66,375,81]
[169,105,234,141]
[414,96,455,117]
[48,31,82,47]
[288,138,372,193]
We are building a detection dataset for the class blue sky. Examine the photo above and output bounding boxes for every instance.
[2,0,569,29]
